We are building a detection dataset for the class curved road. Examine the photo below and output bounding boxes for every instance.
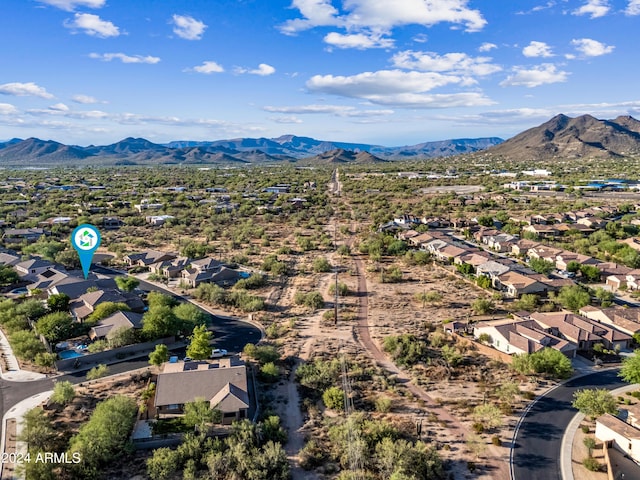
[0,270,262,445]
[512,369,626,480]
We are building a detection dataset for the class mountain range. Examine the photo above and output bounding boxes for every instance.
[2,113,640,166]
[485,114,640,159]
[0,134,502,166]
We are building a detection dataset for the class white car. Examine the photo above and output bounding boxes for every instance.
[210,348,228,358]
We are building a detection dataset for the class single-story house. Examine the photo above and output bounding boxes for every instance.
[154,357,249,424]
[596,411,640,464]
[14,258,56,278]
[89,310,144,340]
[579,305,640,336]
[124,250,178,267]
[495,271,547,298]
[70,288,145,322]
[473,317,576,357]
[181,266,243,289]
[2,228,45,244]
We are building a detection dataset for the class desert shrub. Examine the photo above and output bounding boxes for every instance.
[374,397,392,413]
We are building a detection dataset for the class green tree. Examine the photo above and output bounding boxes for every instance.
[260,362,280,382]
[0,264,19,286]
[322,386,344,410]
[9,330,46,360]
[50,380,75,405]
[115,276,140,292]
[557,285,591,311]
[476,275,492,289]
[186,324,213,360]
[86,364,109,380]
[471,297,494,315]
[173,302,208,331]
[147,291,179,309]
[147,448,180,480]
[46,293,70,312]
[313,257,332,273]
[619,350,640,383]
[149,344,170,367]
[473,404,502,430]
[594,287,614,308]
[67,395,137,477]
[584,436,597,457]
[512,348,573,379]
[86,301,130,323]
[579,264,602,283]
[572,389,618,419]
[513,293,539,311]
[35,312,74,343]
[529,257,555,275]
[18,407,56,451]
[16,299,47,320]
[108,326,138,348]
[183,397,220,431]
[142,305,179,339]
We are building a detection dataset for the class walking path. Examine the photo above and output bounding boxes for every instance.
[0,329,46,382]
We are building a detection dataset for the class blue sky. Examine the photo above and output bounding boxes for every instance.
[1,0,639,146]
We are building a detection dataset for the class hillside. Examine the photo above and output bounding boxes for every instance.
[0,135,503,166]
[486,114,640,159]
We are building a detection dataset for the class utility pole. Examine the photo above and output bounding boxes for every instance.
[334,222,339,326]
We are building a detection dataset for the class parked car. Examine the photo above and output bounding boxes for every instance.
[183,356,192,362]
[210,348,228,358]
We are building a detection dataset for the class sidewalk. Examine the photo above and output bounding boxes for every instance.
[0,329,46,382]
[561,383,639,480]
[0,390,52,479]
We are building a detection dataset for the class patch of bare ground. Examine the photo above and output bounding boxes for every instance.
[572,422,608,480]
[36,371,155,479]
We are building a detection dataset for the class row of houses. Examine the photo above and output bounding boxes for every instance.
[124,250,246,288]
[473,307,635,358]
[399,230,573,298]
[0,251,147,342]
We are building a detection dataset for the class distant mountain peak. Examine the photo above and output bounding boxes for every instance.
[486,113,640,159]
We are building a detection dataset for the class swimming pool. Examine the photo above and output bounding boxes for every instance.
[58,350,83,359]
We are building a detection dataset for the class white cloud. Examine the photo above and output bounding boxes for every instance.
[324,32,394,49]
[65,13,120,37]
[49,103,70,111]
[413,33,428,43]
[626,0,640,15]
[305,69,494,108]
[270,116,303,124]
[38,0,105,10]
[500,63,569,87]
[516,2,557,15]
[478,42,497,52]
[0,103,18,115]
[263,104,393,116]
[188,61,224,74]
[171,14,207,40]
[280,0,487,46]
[235,63,276,76]
[0,82,54,99]
[570,38,614,57]
[522,41,554,58]
[391,51,501,76]
[89,53,161,64]
[573,0,610,18]
[72,94,99,104]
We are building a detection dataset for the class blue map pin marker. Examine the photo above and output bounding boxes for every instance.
[71,224,101,279]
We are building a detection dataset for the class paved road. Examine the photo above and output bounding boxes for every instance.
[512,369,627,480]
[0,270,262,446]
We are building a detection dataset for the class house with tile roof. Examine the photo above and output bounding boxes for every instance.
[473,317,576,358]
[154,357,249,424]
